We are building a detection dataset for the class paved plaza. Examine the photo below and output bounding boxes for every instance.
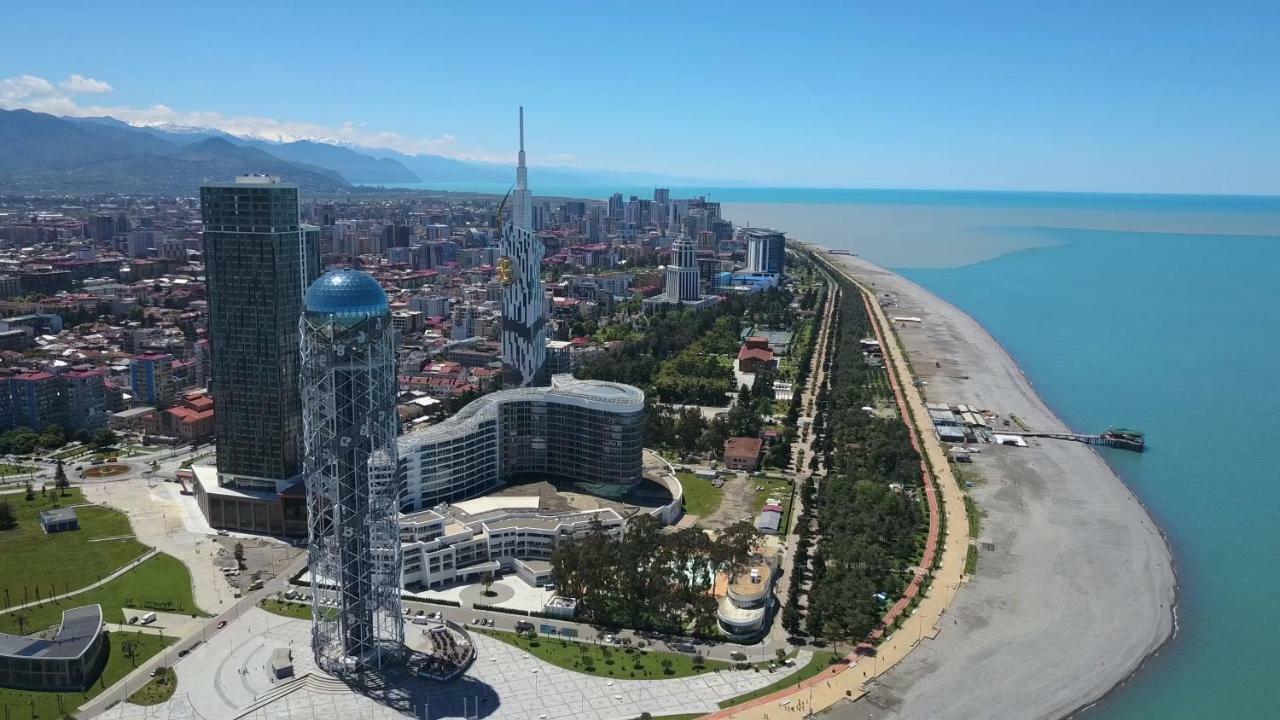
[98,608,804,720]
[409,575,556,614]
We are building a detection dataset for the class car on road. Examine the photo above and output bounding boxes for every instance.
[216,620,227,629]
[178,649,189,658]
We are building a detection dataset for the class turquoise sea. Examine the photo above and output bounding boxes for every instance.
[899,224,1280,718]
[733,191,1280,718]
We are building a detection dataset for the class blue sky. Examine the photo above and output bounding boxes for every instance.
[2,1,1278,194]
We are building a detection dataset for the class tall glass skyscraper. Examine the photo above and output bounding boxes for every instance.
[201,176,320,491]
[300,269,404,674]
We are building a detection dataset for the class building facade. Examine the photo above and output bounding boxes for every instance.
[499,109,547,388]
[129,352,174,408]
[201,176,320,492]
[300,269,404,674]
[62,368,108,434]
[715,551,778,638]
[399,506,624,590]
[10,372,62,431]
[0,605,106,691]
[665,234,701,303]
[397,376,645,510]
[744,228,786,275]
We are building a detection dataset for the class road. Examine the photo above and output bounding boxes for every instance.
[77,554,310,718]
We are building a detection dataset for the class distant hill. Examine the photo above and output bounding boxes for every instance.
[237,139,421,184]
[0,108,725,194]
[70,118,420,185]
[370,147,512,184]
[0,109,352,194]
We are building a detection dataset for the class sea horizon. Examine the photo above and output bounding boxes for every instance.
[372,181,1280,207]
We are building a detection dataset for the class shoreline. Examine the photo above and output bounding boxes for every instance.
[814,247,1176,720]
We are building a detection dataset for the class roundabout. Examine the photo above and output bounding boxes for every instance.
[84,463,131,478]
[460,581,515,606]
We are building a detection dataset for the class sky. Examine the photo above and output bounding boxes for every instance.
[2,1,1279,194]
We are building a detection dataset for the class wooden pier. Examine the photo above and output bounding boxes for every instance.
[1006,428,1145,452]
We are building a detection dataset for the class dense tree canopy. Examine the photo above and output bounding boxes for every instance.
[801,258,925,646]
[552,516,759,636]
[577,287,796,407]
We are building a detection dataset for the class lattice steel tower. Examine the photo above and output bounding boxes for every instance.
[300,268,404,675]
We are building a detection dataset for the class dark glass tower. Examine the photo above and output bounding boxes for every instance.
[201,176,320,490]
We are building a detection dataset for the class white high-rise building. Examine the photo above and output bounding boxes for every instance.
[500,107,547,387]
[666,233,701,303]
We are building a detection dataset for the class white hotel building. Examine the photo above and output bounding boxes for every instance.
[398,504,624,590]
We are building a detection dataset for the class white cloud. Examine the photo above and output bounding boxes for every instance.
[0,73,519,163]
[59,74,113,94]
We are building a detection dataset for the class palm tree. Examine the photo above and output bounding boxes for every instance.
[480,570,495,597]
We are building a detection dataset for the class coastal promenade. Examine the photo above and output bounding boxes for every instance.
[820,252,1175,720]
[703,249,971,720]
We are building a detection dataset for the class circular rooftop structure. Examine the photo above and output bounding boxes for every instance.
[305,269,389,323]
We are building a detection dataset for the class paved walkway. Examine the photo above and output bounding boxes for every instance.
[98,608,805,720]
[78,556,310,718]
[701,248,972,720]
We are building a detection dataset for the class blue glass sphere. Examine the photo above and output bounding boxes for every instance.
[305,269,389,323]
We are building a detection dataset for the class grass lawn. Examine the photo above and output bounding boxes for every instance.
[717,651,842,708]
[0,488,149,605]
[0,631,172,718]
[127,665,176,706]
[260,598,311,620]
[0,553,207,635]
[478,629,730,680]
[677,471,723,518]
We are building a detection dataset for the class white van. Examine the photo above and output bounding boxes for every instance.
[141,612,157,625]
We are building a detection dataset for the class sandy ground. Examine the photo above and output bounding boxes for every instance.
[822,254,1175,720]
[82,476,233,613]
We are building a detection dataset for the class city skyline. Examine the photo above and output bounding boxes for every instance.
[2,1,1278,195]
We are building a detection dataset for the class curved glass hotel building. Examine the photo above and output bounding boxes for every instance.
[397,375,645,510]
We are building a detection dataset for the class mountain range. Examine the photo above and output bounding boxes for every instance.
[0,108,717,195]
